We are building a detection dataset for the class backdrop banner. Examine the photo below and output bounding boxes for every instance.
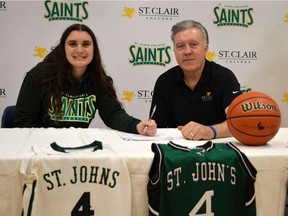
[0,1,287,127]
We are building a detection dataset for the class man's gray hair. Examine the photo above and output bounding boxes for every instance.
[171,20,209,45]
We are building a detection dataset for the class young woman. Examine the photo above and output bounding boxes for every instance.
[15,24,156,136]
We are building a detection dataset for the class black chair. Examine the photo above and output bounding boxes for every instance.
[1,105,16,128]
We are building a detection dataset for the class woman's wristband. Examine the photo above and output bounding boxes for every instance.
[208,125,217,139]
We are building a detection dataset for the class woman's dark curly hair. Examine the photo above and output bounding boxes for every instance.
[34,23,116,117]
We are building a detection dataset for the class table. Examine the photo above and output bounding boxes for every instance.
[0,128,287,216]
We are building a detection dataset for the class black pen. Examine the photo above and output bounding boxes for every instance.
[144,105,157,133]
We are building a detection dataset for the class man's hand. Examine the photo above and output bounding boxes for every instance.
[177,121,214,140]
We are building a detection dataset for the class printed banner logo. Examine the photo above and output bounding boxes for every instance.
[213,4,253,28]
[129,42,171,66]
[122,6,180,21]
[208,49,257,64]
[138,6,179,20]
[33,46,48,59]
[120,90,153,103]
[218,50,258,64]
[44,0,89,22]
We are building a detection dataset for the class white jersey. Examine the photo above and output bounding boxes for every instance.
[22,140,132,216]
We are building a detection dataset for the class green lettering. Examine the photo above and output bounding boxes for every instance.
[135,47,144,62]
[231,9,239,23]
[247,8,253,25]
[129,45,136,63]
[148,48,156,62]
[82,2,89,19]
[213,6,220,24]
[165,46,171,64]
[44,0,51,18]
[219,8,227,23]
[64,3,73,17]
[51,2,60,17]
[74,3,82,18]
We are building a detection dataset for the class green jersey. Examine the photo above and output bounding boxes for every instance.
[148,141,257,216]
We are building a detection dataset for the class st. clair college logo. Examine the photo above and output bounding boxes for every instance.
[213,4,253,27]
[44,0,89,22]
[122,5,180,21]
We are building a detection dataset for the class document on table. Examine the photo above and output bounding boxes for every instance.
[117,130,174,141]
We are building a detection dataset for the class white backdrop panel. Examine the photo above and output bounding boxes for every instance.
[0,1,287,127]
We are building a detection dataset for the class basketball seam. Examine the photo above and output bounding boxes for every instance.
[228,126,277,137]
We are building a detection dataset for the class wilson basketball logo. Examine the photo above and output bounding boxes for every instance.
[240,101,277,113]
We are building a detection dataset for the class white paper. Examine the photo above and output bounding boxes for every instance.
[117,130,173,141]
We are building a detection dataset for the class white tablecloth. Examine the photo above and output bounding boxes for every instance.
[0,128,287,216]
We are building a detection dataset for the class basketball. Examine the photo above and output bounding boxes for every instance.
[227,91,281,146]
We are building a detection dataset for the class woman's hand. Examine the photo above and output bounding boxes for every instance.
[137,120,157,136]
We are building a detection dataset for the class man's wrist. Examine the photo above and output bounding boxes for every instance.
[208,125,217,139]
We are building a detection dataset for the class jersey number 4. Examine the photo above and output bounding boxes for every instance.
[189,190,214,216]
[71,192,94,216]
